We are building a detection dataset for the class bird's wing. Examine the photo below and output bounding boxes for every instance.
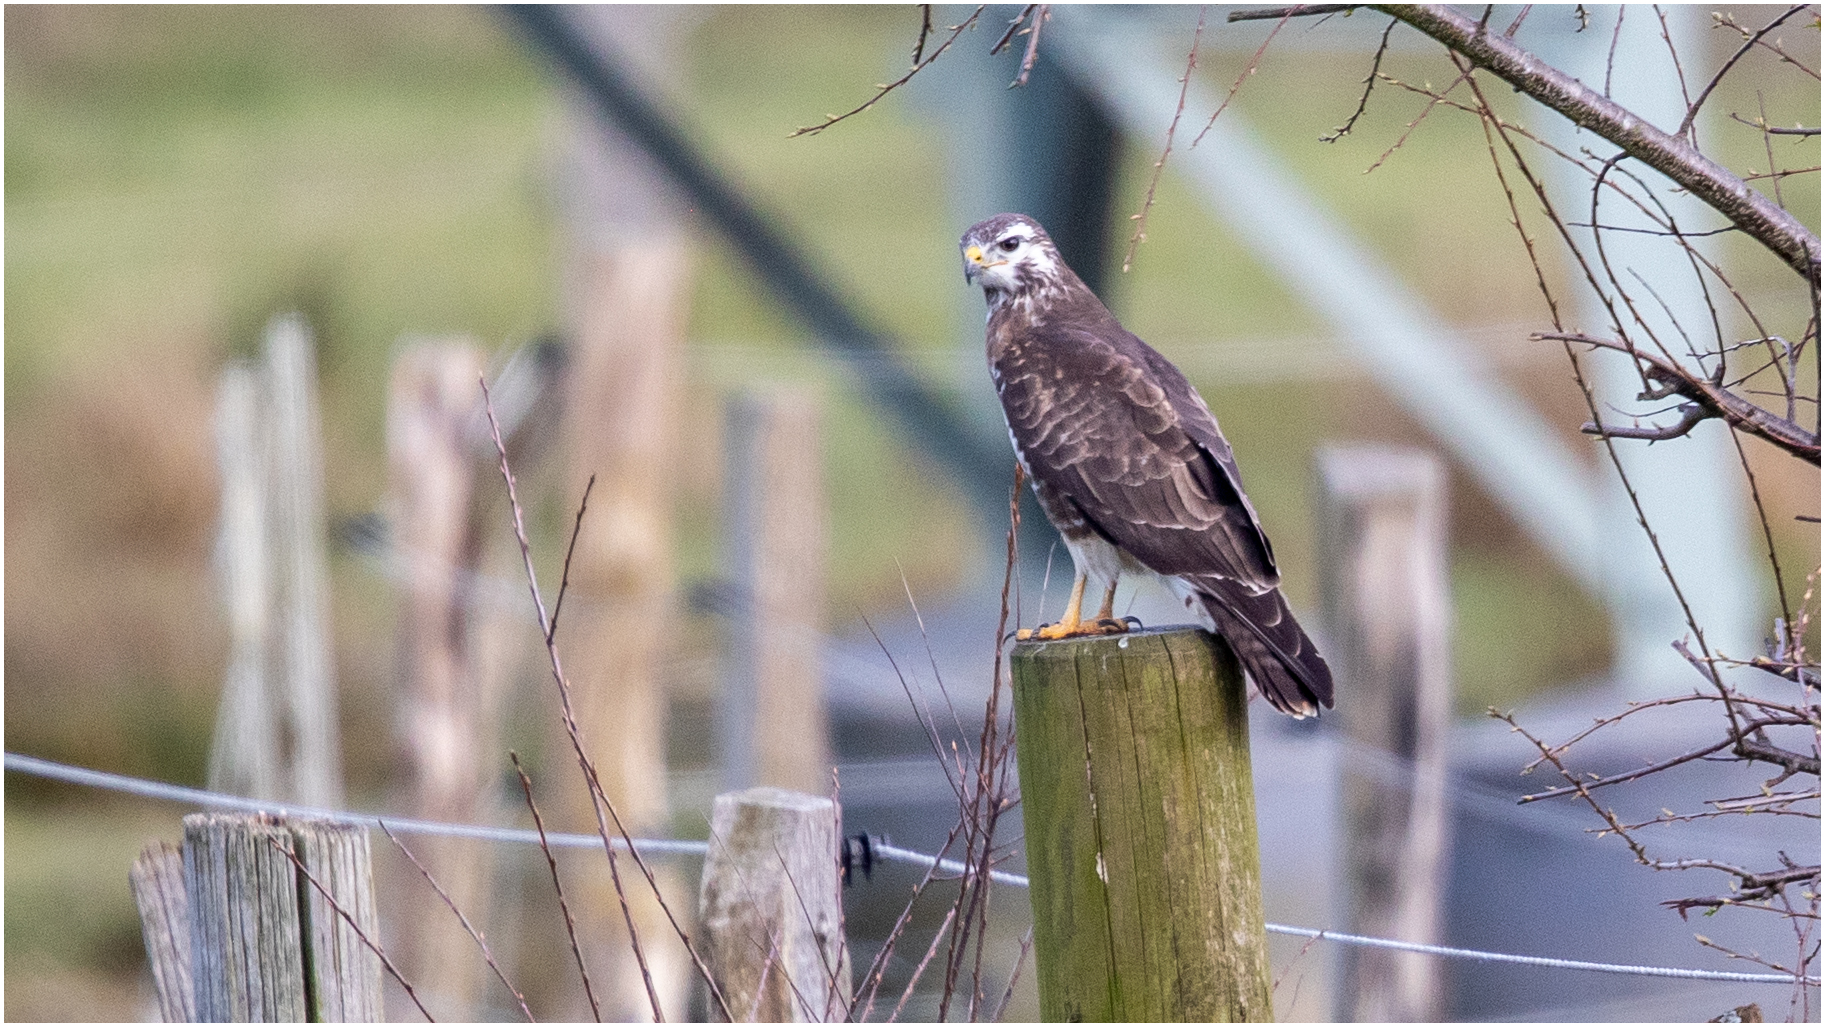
[1005,319,1281,590]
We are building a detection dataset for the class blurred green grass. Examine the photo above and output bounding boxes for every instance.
[4,6,1816,1020]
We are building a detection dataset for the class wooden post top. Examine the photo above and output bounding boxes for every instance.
[1011,622,1213,651]
[1009,622,1273,1022]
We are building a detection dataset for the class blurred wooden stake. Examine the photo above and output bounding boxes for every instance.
[1316,445,1452,1023]
[554,9,697,1016]
[699,787,851,1022]
[720,390,830,794]
[265,316,346,809]
[387,339,498,1017]
[208,366,280,801]
[207,314,345,808]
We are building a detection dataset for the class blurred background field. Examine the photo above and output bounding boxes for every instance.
[5,5,1817,1021]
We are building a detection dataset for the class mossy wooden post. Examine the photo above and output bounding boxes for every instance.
[1012,626,1272,1022]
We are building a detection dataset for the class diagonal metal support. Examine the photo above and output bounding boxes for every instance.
[502,5,1013,520]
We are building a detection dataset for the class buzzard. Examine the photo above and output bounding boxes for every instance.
[961,213,1334,718]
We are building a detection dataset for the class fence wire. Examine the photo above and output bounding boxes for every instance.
[7,751,1814,988]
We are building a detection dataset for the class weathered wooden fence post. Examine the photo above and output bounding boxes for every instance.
[1314,445,1452,1023]
[555,10,695,1014]
[130,842,196,1022]
[387,338,501,1017]
[719,388,831,795]
[1012,627,1272,1022]
[207,314,344,809]
[698,787,851,1022]
[161,813,382,1022]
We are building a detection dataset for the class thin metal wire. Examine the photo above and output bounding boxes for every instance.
[5,752,702,858]
[8,751,1813,987]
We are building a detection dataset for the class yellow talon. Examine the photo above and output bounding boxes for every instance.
[1014,576,1130,641]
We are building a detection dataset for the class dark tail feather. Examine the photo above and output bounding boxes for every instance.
[1195,582,1334,718]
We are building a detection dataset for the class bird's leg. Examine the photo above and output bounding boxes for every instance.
[1087,577,1131,633]
[1017,573,1130,641]
[1017,573,1086,641]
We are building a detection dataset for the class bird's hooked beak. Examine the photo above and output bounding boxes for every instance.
[963,243,985,284]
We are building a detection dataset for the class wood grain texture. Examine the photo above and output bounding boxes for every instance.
[131,842,197,1022]
[1013,626,1272,1022]
[699,788,851,1022]
[291,820,384,1022]
[181,813,382,1022]
[184,813,309,1022]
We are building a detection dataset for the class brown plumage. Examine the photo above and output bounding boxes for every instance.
[962,213,1333,717]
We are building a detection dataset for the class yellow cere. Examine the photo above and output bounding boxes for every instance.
[966,245,983,262]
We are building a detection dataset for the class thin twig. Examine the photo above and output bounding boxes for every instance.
[1729,114,1822,137]
[1321,16,1397,143]
[1652,5,1695,140]
[380,822,536,1022]
[1227,3,1355,21]
[892,905,958,1022]
[1536,332,1821,464]
[1603,3,1626,96]
[791,7,986,137]
[989,926,1035,1022]
[773,840,850,1019]
[1121,6,1206,274]
[1363,65,1471,174]
[1270,929,1327,999]
[1517,735,1737,803]
[1192,7,1295,148]
[510,752,601,1022]
[1012,5,1050,88]
[1676,5,1810,143]
[989,4,1037,55]
[480,375,728,1022]
[911,4,934,65]
[547,474,594,645]
[1715,9,1821,80]
[270,838,435,1022]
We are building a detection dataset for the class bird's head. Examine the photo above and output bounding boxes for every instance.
[961,213,1064,311]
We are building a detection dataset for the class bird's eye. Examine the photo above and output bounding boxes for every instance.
[998,237,1021,253]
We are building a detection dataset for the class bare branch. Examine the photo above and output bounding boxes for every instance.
[1122,6,1206,273]
[1581,401,1707,443]
[911,4,934,65]
[381,823,536,1022]
[1715,9,1821,80]
[1678,7,1812,142]
[989,4,1037,55]
[1228,3,1356,21]
[271,838,434,1022]
[990,927,1036,1023]
[1372,3,1823,284]
[547,473,594,645]
[511,753,601,1022]
[479,376,731,1022]
[1321,16,1398,143]
[1193,9,1296,148]
[791,7,986,137]
[1517,735,1736,804]
[988,4,1050,88]
[1014,6,1049,89]
[1730,113,1823,137]
[1538,332,1823,464]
